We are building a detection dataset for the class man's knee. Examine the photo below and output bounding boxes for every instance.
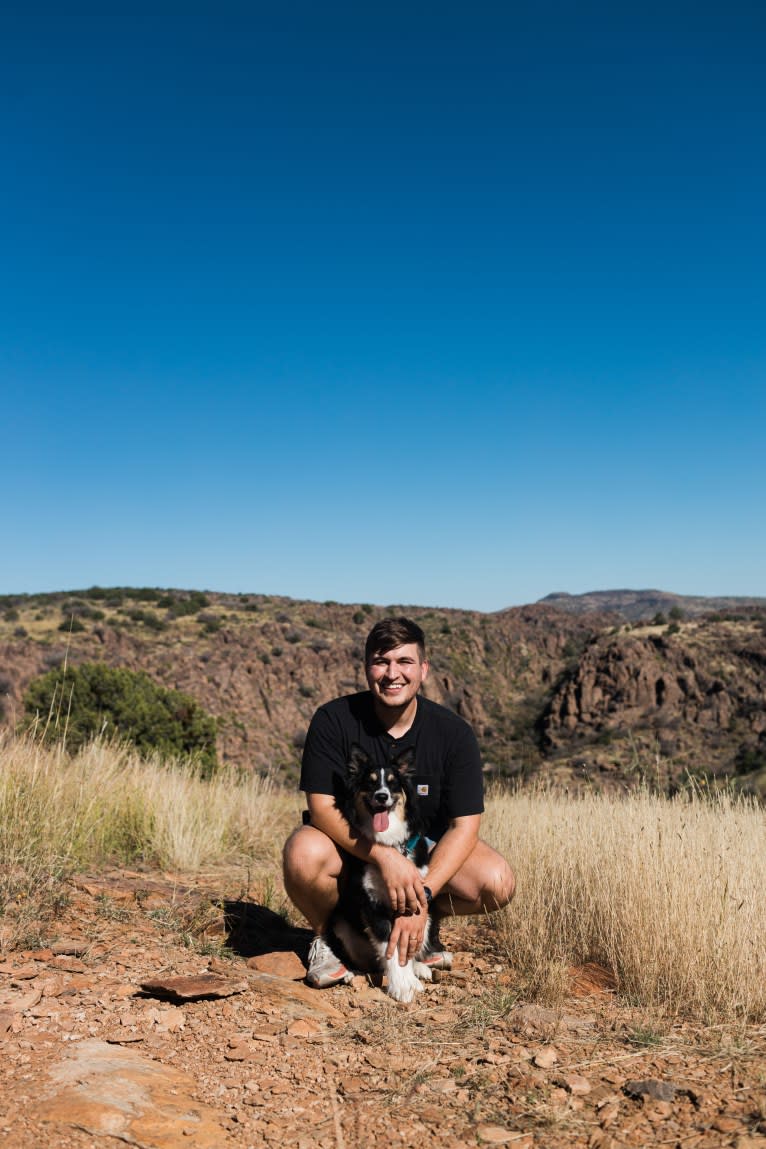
[444,842,515,913]
[282,824,341,883]
[481,857,515,912]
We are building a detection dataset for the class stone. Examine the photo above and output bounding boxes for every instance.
[3,987,42,1013]
[713,1116,743,1133]
[532,1046,559,1069]
[50,940,89,957]
[6,965,40,980]
[139,974,249,1001]
[476,1125,517,1143]
[49,956,87,973]
[208,960,344,1019]
[285,1018,322,1037]
[247,951,307,980]
[37,1038,229,1147]
[561,1074,593,1095]
[624,1078,677,1102]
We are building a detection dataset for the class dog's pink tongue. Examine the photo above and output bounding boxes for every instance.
[373,811,389,832]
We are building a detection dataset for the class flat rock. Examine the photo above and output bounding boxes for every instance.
[50,939,89,957]
[476,1125,518,1143]
[510,1002,595,1034]
[246,950,306,979]
[139,974,249,1001]
[208,958,344,1019]
[37,1038,229,1147]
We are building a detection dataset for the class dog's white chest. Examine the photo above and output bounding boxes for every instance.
[362,866,389,904]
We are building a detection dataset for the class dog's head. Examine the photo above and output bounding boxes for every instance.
[343,744,419,843]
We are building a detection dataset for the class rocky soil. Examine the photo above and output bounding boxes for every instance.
[1,868,765,1149]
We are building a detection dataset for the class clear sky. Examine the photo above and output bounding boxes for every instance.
[2,1,764,611]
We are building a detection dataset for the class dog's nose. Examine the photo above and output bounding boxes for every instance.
[374,789,390,804]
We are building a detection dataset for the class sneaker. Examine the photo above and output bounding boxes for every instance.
[422,916,453,970]
[420,949,453,971]
[305,936,354,989]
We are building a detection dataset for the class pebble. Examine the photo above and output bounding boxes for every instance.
[532,1045,559,1068]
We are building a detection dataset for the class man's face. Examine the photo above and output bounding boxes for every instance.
[365,643,429,710]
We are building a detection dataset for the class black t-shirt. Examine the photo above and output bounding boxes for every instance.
[299,692,484,840]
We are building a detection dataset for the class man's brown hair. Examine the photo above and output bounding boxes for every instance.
[364,617,427,664]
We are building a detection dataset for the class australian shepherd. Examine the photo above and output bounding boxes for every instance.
[328,744,437,1003]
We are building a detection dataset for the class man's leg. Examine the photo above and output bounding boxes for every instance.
[282,824,355,988]
[433,839,515,917]
[282,824,345,933]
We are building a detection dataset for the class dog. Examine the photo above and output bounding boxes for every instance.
[327,744,437,1003]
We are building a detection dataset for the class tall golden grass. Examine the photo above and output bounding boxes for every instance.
[483,783,766,1022]
[0,732,301,947]
[1,732,764,1021]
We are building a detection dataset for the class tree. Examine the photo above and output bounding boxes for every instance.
[23,663,218,775]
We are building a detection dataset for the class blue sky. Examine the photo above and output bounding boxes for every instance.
[2,1,764,611]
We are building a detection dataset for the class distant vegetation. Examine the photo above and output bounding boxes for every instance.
[22,662,219,776]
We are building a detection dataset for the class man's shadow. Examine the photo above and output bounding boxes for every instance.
[223,900,313,964]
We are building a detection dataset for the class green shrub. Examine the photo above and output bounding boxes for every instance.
[124,608,167,632]
[22,663,218,775]
[162,592,210,619]
[58,617,86,633]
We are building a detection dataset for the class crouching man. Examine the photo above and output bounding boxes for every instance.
[282,616,515,987]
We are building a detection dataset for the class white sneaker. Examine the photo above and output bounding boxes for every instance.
[306,936,354,989]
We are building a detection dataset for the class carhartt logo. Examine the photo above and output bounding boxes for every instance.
[417,784,429,796]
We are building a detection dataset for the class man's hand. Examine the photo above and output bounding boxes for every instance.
[373,846,428,917]
[387,906,427,966]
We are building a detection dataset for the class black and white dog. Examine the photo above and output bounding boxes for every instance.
[328,744,437,1003]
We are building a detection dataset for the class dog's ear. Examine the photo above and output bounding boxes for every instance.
[347,743,371,779]
[392,746,415,775]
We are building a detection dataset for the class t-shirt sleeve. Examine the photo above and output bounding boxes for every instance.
[442,718,484,820]
[299,705,347,795]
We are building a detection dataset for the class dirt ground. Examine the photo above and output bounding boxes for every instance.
[1,868,764,1149]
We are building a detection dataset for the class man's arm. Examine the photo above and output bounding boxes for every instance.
[420,813,481,900]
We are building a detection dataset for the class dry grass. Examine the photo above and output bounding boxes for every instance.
[0,731,301,949]
[483,782,766,1022]
[2,731,765,1022]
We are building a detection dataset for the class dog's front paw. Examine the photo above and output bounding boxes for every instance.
[386,961,424,1003]
[412,960,433,982]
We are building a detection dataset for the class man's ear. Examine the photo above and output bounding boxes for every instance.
[420,659,429,682]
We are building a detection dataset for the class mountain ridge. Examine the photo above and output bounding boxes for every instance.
[539,588,766,621]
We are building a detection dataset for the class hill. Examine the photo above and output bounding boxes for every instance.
[539,588,766,621]
[1,586,765,793]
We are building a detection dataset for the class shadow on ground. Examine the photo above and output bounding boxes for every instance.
[223,901,312,964]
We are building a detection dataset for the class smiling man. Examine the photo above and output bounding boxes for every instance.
[282,617,515,989]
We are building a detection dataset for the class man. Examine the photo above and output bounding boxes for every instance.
[282,616,515,988]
